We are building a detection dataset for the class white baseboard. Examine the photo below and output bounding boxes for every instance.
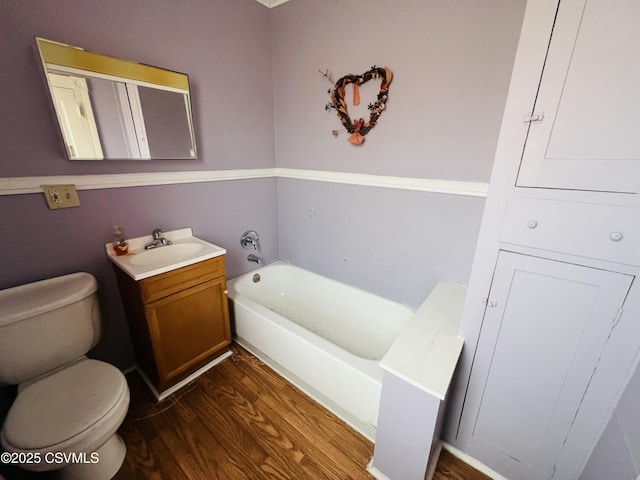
[136,350,232,402]
[366,460,392,480]
[442,441,510,480]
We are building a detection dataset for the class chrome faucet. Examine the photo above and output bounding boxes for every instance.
[145,228,172,249]
[247,254,262,264]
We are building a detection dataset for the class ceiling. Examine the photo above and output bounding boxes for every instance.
[254,0,292,8]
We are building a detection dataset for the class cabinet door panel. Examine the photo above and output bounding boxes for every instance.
[146,277,231,383]
[517,0,640,193]
[458,252,632,480]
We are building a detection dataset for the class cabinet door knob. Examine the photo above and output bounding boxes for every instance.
[527,220,538,229]
[609,232,624,241]
[223,289,229,295]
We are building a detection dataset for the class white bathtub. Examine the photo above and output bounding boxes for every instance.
[227,261,415,440]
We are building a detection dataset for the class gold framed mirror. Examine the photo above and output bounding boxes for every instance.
[36,37,197,160]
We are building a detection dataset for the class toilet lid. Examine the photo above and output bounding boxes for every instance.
[2,359,127,450]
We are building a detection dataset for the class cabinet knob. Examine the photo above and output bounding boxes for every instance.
[223,289,228,295]
[609,232,624,242]
[527,220,538,229]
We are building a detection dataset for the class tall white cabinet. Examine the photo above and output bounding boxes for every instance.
[447,1,640,479]
[458,252,633,480]
[517,0,640,193]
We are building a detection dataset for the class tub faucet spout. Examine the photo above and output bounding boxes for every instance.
[247,254,262,264]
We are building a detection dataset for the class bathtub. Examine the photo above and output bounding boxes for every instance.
[227,261,415,440]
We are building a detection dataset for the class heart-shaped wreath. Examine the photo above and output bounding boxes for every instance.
[324,66,393,145]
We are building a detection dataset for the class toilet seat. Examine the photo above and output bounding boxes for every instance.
[1,358,129,460]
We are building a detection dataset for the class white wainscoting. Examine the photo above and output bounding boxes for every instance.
[0,168,489,198]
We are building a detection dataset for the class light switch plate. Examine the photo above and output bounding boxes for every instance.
[41,184,81,209]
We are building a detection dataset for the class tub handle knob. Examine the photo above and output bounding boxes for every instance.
[241,230,260,251]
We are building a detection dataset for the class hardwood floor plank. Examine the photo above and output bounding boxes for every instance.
[154,414,221,479]
[0,343,488,480]
[119,434,185,480]
[117,344,375,480]
[193,354,315,479]
[433,447,493,480]
[228,347,290,391]
[113,420,164,480]
[190,388,271,467]
[227,347,374,478]
[255,396,371,480]
[261,456,301,480]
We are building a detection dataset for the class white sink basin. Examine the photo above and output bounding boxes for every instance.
[106,228,226,280]
[130,243,204,266]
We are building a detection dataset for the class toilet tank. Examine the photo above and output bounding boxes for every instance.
[0,273,101,385]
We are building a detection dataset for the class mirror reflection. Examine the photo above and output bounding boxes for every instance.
[36,37,197,160]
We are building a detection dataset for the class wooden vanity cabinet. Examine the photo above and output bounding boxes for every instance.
[114,256,231,394]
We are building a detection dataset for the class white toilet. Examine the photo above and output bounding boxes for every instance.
[0,272,130,479]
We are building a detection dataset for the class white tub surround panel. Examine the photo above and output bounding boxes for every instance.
[370,282,466,480]
[381,282,466,400]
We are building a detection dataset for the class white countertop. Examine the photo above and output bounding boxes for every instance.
[105,228,226,281]
[380,281,466,400]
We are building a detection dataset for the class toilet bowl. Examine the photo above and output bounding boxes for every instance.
[0,273,130,479]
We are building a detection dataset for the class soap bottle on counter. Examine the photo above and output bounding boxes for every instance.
[113,225,129,256]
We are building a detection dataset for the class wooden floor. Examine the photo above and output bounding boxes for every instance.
[0,343,491,480]
[116,344,374,479]
[433,449,492,480]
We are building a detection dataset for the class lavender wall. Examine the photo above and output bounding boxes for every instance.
[278,179,484,307]
[2,2,627,475]
[88,77,131,158]
[0,0,525,371]
[0,0,274,176]
[271,0,526,181]
[0,180,279,367]
[0,0,277,369]
[272,0,525,307]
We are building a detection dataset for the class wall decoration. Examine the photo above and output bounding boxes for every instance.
[321,66,393,145]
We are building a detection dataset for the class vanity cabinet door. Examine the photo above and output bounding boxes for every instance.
[517,0,640,193]
[145,276,231,387]
[457,251,632,480]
